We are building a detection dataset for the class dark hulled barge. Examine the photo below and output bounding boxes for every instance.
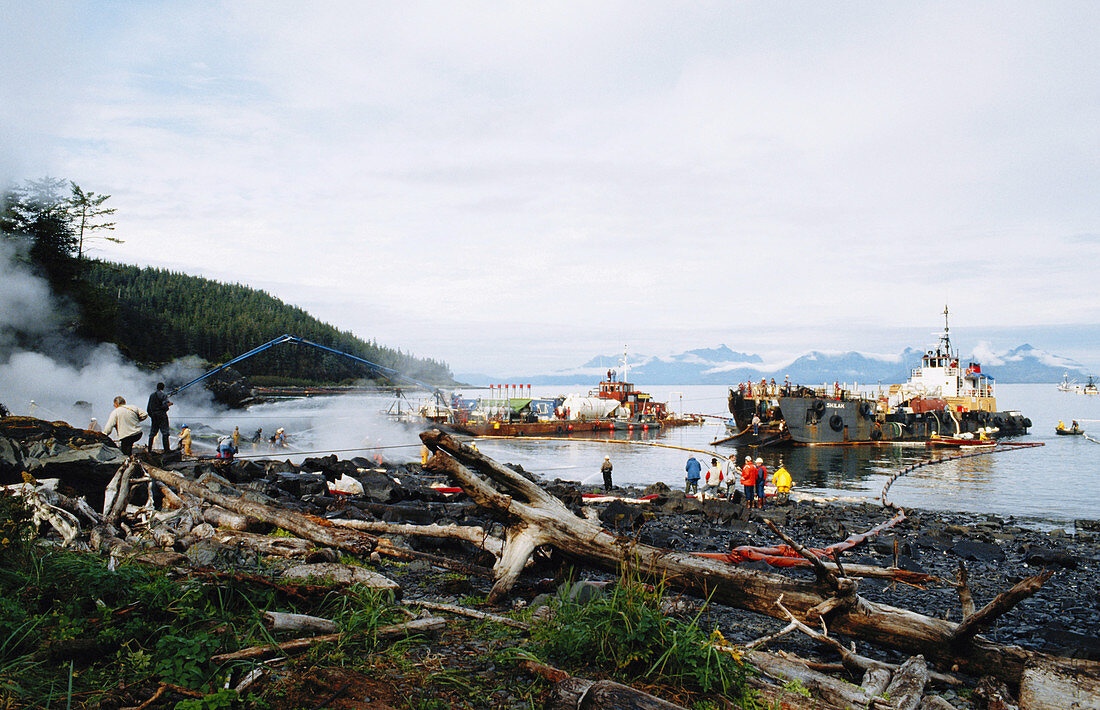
[728,309,1032,445]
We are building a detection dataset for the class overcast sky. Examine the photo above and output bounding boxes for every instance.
[2,2,1097,376]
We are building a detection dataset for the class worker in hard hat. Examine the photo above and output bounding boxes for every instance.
[216,434,237,460]
[754,457,768,510]
[601,456,613,492]
[773,460,793,505]
[179,424,192,456]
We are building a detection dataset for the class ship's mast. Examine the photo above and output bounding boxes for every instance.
[620,345,629,383]
[940,305,953,357]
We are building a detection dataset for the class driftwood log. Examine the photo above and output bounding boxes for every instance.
[262,611,338,635]
[745,650,888,709]
[402,599,530,630]
[419,428,1097,687]
[210,616,446,663]
[329,518,505,558]
[522,660,688,710]
[140,462,491,577]
[1018,656,1100,710]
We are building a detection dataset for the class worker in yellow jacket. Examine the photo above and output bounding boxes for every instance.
[772,461,793,504]
[179,424,192,456]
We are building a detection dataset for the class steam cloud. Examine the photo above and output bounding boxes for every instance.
[0,242,423,464]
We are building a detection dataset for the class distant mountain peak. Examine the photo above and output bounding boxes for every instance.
[509,342,1089,386]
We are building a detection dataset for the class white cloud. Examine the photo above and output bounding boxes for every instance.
[2,2,1098,375]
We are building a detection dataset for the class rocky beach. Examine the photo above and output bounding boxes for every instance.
[2,414,1099,708]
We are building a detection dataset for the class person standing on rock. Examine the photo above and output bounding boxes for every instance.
[741,456,757,508]
[103,396,147,456]
[754,457,768,510]
[684,455,701,495]
[179,424,192,456]
[146,383,172,453]
[601,456,613,492]
[232,426,240,449]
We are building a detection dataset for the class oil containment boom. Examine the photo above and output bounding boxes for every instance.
[168,334,440,395]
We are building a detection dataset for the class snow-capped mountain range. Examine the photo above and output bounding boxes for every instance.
[457,344,1090,386]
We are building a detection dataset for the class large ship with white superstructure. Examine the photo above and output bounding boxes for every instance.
[727,308,1031,445]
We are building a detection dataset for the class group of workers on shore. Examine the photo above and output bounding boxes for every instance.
[99,383,287,460]
[684,454,791,506]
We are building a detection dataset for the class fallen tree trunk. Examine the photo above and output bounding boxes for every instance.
[329,519,504,558]
[882,656,929,710]
[262,611,338,635]
[746,650,885,709]
[419,428,1098,686]
[210,616,446,663]
[280,562,401,594]
[402,599,529,631]
[202,528,334,560]
[949,569,1055,647]
[1018,656,1100,710]
[521,660,688,710]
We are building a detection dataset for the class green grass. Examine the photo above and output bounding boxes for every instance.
[527,562,750,701]
[0,490,754,709]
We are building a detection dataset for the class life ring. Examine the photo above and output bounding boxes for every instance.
[829,414,844,432]
[812,400,826,416]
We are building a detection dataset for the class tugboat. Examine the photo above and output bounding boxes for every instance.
[728,308,1032,445]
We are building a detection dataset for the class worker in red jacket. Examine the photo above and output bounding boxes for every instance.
[740,456,757,508]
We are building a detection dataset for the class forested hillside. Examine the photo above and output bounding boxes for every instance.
[2,178,453,386]
[83,261,454,385]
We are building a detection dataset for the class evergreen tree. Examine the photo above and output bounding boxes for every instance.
[68,182,119,259]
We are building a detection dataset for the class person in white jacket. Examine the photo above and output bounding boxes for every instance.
[700,457,724,500]
[102,396,147,456]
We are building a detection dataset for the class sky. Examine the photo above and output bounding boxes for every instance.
[2,1,1098,378]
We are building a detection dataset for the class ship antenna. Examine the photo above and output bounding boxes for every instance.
[942,305,952,355]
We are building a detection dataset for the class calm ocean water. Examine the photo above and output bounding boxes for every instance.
[448,383,1100,528]
[236,383,1099,529]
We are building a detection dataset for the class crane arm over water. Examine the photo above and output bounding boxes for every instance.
[169,334,442,397]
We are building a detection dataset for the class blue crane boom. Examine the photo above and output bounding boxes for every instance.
[168,334,440,395]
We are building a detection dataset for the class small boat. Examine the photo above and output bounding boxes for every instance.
[1058,373,1078,393]
[712,421,790,447]
[1084,376,1099,395]
[1055,421,1085,436]
[926,435,996,448]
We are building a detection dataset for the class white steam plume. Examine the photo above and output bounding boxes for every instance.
[0,239,221,427]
